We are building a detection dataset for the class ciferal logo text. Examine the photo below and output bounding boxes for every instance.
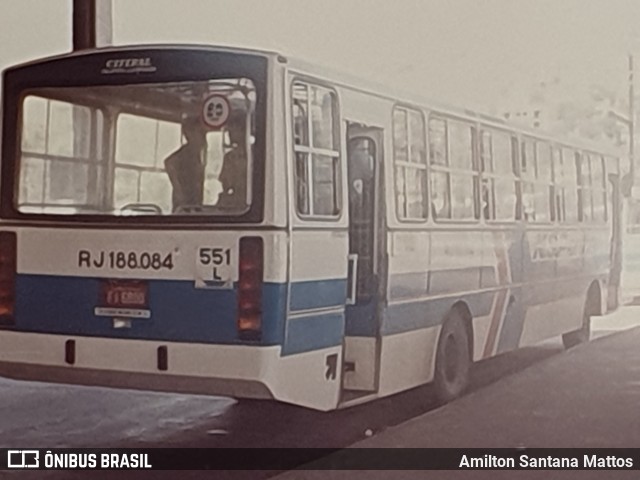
[101,57,156,74]
[8,450,39,468]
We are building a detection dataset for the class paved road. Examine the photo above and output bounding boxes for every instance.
[0,307,636,479]
[271,307,640,480]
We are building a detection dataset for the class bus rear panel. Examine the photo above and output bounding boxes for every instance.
[0,46,343,411]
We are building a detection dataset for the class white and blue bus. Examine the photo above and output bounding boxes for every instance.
[0,45,623,410]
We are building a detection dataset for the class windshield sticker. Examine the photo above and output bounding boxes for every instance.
[202,94,231,130]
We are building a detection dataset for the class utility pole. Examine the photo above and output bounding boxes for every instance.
[71,0,112,204]
[610,54,636,197]
[72,0,112,51]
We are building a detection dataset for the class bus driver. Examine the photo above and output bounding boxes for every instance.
[164,116,206,212]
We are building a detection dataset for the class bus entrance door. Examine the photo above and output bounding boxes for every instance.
[342,124,385,397]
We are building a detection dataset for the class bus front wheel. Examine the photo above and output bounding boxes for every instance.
[433,309,471,404]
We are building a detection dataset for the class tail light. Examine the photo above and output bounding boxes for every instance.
[0,232,16,324]
[237,237,263,341]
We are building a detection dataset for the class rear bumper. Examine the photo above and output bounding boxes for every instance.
[0,330,278,399]
[0,330,343,410]
[0,362,273,398]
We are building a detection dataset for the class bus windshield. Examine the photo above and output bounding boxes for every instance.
[17,78,256,216]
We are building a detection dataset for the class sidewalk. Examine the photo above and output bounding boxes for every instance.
[275,306,640,479]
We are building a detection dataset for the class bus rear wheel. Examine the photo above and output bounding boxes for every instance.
[562,296,592,349]
[433,309,471,404]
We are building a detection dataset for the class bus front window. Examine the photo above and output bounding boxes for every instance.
[17,78,256,217]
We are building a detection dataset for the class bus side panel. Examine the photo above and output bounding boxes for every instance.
[267,343,343,411]
[278,228,348,410]
[517,226,593,348]
[266,59,288,228]
[478,228,525,358]
[386,230,429,305]
[285,229,348,356]
[384,229,487,336]
[583,227,613,276]
[378,228,492,395]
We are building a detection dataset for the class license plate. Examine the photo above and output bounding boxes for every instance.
[100,280,148,308]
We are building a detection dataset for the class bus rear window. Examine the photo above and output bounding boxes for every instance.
[17,78,257,217]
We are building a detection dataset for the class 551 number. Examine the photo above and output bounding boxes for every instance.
[198,247,231,266]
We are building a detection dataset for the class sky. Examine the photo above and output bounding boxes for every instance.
[2,0,640,113]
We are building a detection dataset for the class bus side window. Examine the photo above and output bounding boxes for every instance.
[552,147,562,222]
[292,84,309,146]
[480,130,493,220]
[429,117,477,222]
[291,81,341,218]
[577,152,607,224]
[393,106,427,220]
[533,141,552,223]
[449,120,476,220]
[428,117,450,220]
[520,138,536,222]
[576,151,592,222]
[559,148,579,223]
[481,128,517,222]
[295,156,310,214]
[591,154,607,222]
[512,136,522,220]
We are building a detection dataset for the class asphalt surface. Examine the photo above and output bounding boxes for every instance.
[0,307,637,479]
[0,342,566,480]
[271,307,640,480]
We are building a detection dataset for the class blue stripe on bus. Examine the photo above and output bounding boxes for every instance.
[13,270,602,355]
[428,267,481,295]
[289,279,348,311]
[282,312,345,356]
[389,267,498,300]
[15,274,287,346]
[380,290,495,336]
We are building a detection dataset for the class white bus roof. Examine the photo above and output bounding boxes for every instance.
[4,43,626,158]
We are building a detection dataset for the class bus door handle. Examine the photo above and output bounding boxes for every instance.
[347,253,359,305]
